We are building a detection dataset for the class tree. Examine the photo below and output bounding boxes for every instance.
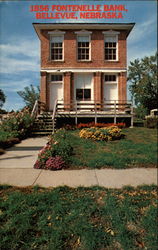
[128,53,157,115]
[17,84,40,110]
[0,89,6,108]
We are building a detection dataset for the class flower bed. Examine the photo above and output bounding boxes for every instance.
[79,126,124,141]
[77,122,126,129]
[34,129,73,171]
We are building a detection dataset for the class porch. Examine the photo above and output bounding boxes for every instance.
[31,100,133,134]
[55,99,133,121]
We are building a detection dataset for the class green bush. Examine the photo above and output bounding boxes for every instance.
[144,117,158,128]
[53,140,73,163]
[0,108,34,139]
[0,108,34,149]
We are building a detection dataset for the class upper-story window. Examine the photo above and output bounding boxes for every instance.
[103,30,120,61]
[105,36,117,60]
[78,35,90,61]
[48,31,65,61]
[51,36,63,60]
[75,30,92,61]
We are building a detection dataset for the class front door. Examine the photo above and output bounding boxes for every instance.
[74,73,93,109]
[104,74,118,110]
[49,83,63,110]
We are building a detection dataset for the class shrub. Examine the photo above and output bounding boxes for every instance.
[53,140,73,163]
[0,107,34,139]
[144,117,158,128]
[79,126,124,141]
[0,108,34,149]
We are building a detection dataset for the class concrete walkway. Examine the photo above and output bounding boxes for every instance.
[0,137,157,188]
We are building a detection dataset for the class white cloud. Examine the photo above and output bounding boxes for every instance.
[0,40,39,58]
[0,38,40,74]
[128,15,157,45]
[0,56,40,74]
[0,78,37,92]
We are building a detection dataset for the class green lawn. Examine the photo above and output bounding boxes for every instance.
[0,185,157,250]
[67,128,157,169]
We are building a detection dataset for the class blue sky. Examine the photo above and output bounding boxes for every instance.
[0,0,157,111]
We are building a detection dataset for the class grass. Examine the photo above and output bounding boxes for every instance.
[0,185,157,250]
[67,127,157,169]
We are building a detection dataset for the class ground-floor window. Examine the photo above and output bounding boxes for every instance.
[76,89,91,101]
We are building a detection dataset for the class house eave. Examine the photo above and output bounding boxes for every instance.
[33,23,135,39]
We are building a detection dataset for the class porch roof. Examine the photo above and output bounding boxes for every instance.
[40,68,127,73]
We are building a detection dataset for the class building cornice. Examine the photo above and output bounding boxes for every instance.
[33,23,135,39]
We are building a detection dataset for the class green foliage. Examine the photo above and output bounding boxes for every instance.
[0,89,6,108]
[144,117,158,128]
[0,185,157,250]
[17,84,40,110]
[0,131,19,142]
[0,108,34,148]
[134,105,148,120]
[128,53,158,113]
[34,129,73,170]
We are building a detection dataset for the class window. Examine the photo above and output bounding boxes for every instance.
[77,35,90,61]
[50,36,63,61]
[105,75,116,82]
[103,30,119,61]
[105,36,117,61]
[51,74,63,82]
[76,89,91,101]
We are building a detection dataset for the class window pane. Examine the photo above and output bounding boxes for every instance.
[78,39,90,60]
[105,75,116,82]
[51,74,62,82]
[76,89,83,100]
[84,89,91,100]
[51,41,63,60]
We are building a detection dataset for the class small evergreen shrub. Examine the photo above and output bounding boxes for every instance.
[144,117,158,128]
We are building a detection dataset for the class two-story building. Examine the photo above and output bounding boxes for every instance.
[33,23,134,127]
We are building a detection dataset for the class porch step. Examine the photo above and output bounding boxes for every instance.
[32,113,56,136]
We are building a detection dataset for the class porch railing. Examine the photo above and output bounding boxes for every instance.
[56,100,132,112]
[31,100,47,117]
[55,100,134,127]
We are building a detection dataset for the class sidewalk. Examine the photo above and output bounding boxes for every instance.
[0,137,157,188]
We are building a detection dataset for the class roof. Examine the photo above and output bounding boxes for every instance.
[33,23,135,38]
